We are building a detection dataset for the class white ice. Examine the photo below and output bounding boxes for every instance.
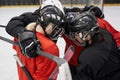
[0,6,120,80]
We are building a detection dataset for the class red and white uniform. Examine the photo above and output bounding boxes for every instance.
[63,18,120,67]
[13,32,59,80]
[62,34,84,66]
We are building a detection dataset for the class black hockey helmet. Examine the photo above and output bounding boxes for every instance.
[64,12,79,35]
[38,0,65,28]
[82,5,104,18]
[65,12,78,23]
[70,11,98,33]
[69,11,99,46]
[37,0,65,40]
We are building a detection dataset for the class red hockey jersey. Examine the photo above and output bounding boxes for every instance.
[98,18,120,47]
[13,32,59,80]
[62,34,84,66]
[63,18,120,67]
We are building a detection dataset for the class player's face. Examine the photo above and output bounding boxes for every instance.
[74,31,91,42]
[74,32,84,43]
[45,22,63,40]
[45,22,54,35]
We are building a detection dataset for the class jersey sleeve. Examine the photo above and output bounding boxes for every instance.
[6,12,37,37]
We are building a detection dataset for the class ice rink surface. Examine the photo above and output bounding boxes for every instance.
[0,6,120,80]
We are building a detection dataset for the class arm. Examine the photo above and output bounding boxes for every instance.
[98,18,120,47]
[6,12,38,37]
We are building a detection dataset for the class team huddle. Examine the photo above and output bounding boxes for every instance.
[5,0,120,80]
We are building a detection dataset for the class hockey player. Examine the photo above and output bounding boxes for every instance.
[82,5,120,47]
[5,0,65,80]
[69,12,120,80]
[63,5,120,78]
[62,11,84,78]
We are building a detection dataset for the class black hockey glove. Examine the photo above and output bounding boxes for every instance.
[64,7,81,13]
[71,7,82,12]
[18,31,40,58]
[82,5,104,18]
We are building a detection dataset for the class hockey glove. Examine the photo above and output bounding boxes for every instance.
[18,31,40,58]
[82,5,104,18]
[64,7,81,13]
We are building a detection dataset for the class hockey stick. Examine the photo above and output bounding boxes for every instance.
[0,35,72,80]
[0,25,5,28]
[0,36,33,80]
[0,25,73,79]
[0,36,18,45]
[13,54,33,80]
[49,44,74,80]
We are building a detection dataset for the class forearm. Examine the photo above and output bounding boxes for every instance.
[6,12,36,37]
[6,17,28,37]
